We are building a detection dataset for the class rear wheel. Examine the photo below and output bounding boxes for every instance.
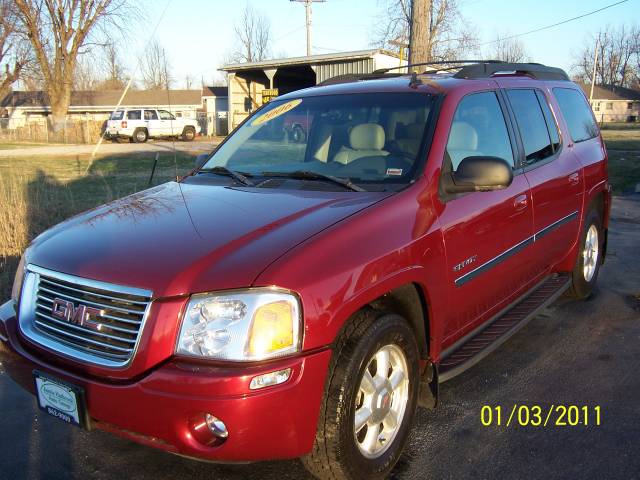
[567,209,603,299]
[302,311,419,480]
[182,126,196,141]
[132,128,148,143]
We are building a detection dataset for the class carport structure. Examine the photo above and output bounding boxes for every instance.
[220,49,401,131]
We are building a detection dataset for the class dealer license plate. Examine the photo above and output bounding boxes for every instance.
[33,370,87,428]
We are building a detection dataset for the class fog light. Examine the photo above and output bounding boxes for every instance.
[249,368,292,390]
[205,414,228,439]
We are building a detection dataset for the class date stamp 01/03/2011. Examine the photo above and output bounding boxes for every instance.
[480,405,602,427]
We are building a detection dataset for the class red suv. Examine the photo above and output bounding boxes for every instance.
[1,62,610,479]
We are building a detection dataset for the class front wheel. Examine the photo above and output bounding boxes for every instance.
[567,208,603,299]
[302,311,419,480]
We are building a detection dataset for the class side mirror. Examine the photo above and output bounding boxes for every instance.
[447,156,513,193]
[194,153,209,169]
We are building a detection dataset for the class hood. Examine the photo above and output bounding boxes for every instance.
[29,181,390,297]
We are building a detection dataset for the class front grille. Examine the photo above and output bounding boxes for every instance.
[26,267,152,365]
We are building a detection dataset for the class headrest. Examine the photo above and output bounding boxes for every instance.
[350,123,385,150]
[448,121,478,151]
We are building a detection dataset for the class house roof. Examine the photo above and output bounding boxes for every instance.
[577,83,640,101]
[202,86,227,97]
[1,89,203,109]
[220,49,399,71]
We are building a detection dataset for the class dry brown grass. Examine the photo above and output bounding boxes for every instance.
[0,175,79,296]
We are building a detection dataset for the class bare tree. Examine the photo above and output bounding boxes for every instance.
[100,42,127,90]
[184,74,194,89]
[13,0,137,130]
[488,34,529,63]
[74,53,100,90]
[0,0,29,100]
[140,39,173,90]
[573,24,640,87]
[375,0,478,64]
[229,4,271,63]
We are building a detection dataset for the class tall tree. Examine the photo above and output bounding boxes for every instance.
[230,3,271,63]
[488,34,529,63]
[140,39,172,90]
[573,24,640,88]
[376,0,478,64]
[0,0,29,101]
[74,53,100,90]
[13,0,136,130]
[101,42,127,90]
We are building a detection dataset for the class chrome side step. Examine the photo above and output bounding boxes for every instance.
[438,273,571,383]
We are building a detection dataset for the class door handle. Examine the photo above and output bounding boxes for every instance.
[513,194,528,211]
[568,172,580,185]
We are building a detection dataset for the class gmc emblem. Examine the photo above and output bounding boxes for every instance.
[51,298,104,331]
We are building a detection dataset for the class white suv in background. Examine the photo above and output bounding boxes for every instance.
[106,108,201,142]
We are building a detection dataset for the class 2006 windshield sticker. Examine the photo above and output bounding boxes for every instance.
[252,99,302,126]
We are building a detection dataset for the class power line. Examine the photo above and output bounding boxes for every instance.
[479,0,629,46]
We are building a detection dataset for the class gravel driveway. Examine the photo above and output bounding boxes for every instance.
[0,139,223,158]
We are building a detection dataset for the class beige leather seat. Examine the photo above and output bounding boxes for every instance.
[447,121,480,170]
[334,123,389,165]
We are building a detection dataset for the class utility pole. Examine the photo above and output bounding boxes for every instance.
[291,0,326,56]
[589,38,600,105]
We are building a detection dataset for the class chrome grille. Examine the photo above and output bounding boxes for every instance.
[20,265,152,367]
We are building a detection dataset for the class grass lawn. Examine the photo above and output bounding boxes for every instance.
[0,151,196,298]
[601,127,640,194]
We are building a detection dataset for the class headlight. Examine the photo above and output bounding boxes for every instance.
[11,253,27,303]
[176,289,302,361]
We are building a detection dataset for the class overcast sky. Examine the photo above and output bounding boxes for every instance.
[120,0,637,88]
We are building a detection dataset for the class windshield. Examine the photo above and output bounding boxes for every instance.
[110,110,124,120]
[201,93,434,188]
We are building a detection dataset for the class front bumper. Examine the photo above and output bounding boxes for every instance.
[0,300,330,462]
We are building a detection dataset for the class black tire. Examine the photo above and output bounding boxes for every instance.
[567,208,603,299]
[182,126,196,141]
[132,128,148,143]
[302,310,420,480]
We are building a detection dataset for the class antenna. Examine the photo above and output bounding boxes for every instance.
[290,0,326,56]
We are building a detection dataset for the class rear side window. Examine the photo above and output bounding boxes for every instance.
[507,89,556,165]
[144,109,158,120]
[127,110,141,120]
[446,91,514,171]
[553,88,599,142]
[110,110,123,120]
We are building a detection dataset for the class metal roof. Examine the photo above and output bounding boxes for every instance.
[220,49,399,71]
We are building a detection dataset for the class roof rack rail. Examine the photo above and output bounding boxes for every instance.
[453,62,569,81]
[373,59,502,75]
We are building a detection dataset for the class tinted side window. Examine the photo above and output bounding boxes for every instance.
[553,88,599,142]
[446,91,514,171]
[127,110,141,120]
[144,109,158,120]
[507,89,554,165]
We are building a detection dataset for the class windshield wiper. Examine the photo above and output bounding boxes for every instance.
[260,170,366,192]
[199,166,255,187]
